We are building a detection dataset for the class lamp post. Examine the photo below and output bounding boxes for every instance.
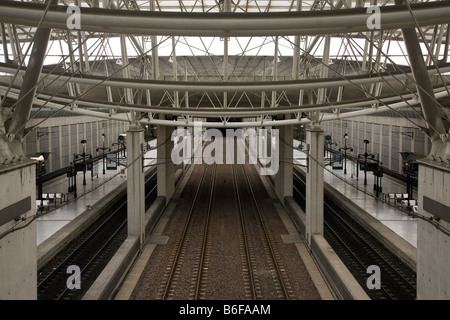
[118,134,126,157]
[96,133,110,175]
[339,133,353,175]
[81,139,87,185]
[373,155,383,198]
[358,139,371,186]
[363,139,369,186]
[70,161,77,198]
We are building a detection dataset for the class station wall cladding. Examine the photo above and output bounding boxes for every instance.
[24,116,130,173]
[321,116,432,175]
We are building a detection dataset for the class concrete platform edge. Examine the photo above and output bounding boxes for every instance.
[37,179,128,270]
[82,235,140,300]
[81,168,186,300]
[295,165,417,272]
[311,234,371,300]
[284,196,306,236]
[82,197,167,300]
[283,196,369,300]
[323,178,417,272]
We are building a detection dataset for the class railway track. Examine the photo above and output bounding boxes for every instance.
[37,170,157,300]
[158,163,217,300]
[293,168,416,300]
[156,162,294,300]
[233,164,293,300]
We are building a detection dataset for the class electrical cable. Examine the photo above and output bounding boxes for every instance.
[281,34,448,137]
[13,35,171,134]
[345,31,450,123]
[0,0,54,108]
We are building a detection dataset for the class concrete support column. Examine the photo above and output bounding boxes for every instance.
[157,121,175,204]
[275,123,293,202]
[0,161,36,299]
[417,161,450,299]
[126,126,145,247]
[305,126,324,246]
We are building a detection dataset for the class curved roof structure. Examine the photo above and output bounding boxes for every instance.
[0,0,449,129]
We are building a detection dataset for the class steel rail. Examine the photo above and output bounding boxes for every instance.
[324,202,416,299]
[194,163,217,300]
[231,164,257,300]
[56,218,127,300]
[293,169,416,300]
[322,214,396,300]
[37,171,157,300]
[240,164,291,299]
[161,162,216,299]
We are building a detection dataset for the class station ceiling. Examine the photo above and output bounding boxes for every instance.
[0,0,448,130]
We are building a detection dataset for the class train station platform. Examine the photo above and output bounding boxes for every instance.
[293,139,417,248]
[35,137,418,301]
[37,139,157,247]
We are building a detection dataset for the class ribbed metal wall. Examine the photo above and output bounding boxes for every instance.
[24,119,129,173]
[321,118,431,175]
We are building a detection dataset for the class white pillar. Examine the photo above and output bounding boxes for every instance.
[157,120,175,204]
[305,126,324,246]
[0,161,36,299]
[126,126,145,247]
[275,123,293,202]
[417,160,450,299]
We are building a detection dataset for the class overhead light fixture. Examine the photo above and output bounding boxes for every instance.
[30,155,45,162]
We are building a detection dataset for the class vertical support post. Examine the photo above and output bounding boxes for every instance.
[223,0,231,109]
[66,30,81,109]
[292,0,302,82]
[305,126,324,246]
[1,24,9,63]
[157,117,175,204]
[120,34,137,125]
[275,122,293,202]
[126,126,145,247]
[103,58,114,104]
[261,58,266,108]
[271,36,279,108]
[5,24,19,63]
[317,34,330,104]
[172,36,179,108]
[311,34,330,125]
[443,25,449,63]
[223,35,229,109]
[184,58,189,108]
